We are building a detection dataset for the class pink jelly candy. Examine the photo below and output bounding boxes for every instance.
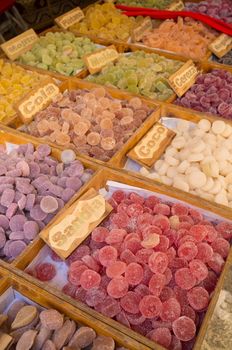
[106,261,127,278]
[80,269,101,290]
[148,273,166,297]
[99,246,118,267]
[120,291,141,314]
[125,263,143,286]
[148,252,168,274]
[35,263,56,281]
[107,276,129,299]
[160,297,181,322]
[139,295,162,318]
[175,268,196,290]
[187,287,209,311]
[172,316,196,342]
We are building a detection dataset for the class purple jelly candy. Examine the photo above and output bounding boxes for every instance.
[57,177,68,188]
[23,221,40,240]
[30,205,47,221]
[9,215,27,231]
[9,231,25,240]
[48,184,63,197]
[0,215,9,230]
[0,231,6,248]
[8,240,27,258]
[67,161,84,177]
[0,188,15,207]
[29,162,40,178]
[3,240,11,257]
[18,194,27,210]
[37,144,51,157]
[66,177,82,191]
[6,203,18,219]
[61,188,75,202]
[25,194,36,211]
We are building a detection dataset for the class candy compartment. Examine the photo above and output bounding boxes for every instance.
[0,273,138,349]
[0,126,98,263]
[10,168,232,350]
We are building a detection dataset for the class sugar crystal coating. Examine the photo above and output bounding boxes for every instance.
[185,0,232,23]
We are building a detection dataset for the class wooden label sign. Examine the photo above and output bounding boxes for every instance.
[168,0,184,11]
[131,17,152,42]
[84,45,119,74]
[0,29,38,61]
[168,60,199,98]
[55,7,84,29]
[16,78,60,124]
[40,188,113,259]
[209,34,232,58]
[127,122,176,167]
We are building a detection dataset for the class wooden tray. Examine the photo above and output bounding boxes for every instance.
[0,125,102,266]
[0,272,149,350]
[2,167,232,350]
[5,78,160,167]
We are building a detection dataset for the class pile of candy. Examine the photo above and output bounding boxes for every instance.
[185,0,232,24]
[31,190,232,349]
[141,18,216,60]
[116,0,173,9]
[0,60,45,122]
[70,3,138,41]
[140,118,232,207]
[18,32,99,76]
[2,298,127,349]
[175,69,232,119]
[0,144,92,261]
[22,87,152,162]
[86,51,183,101]
[215,50,232,66]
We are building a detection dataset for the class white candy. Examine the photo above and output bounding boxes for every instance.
[177,160,189,174]
[165,147,178,157]
[157,162,169,176]
[212,120,226,135]
[167,166,178,178]
[201,177,214,192]
[198,119,211,132]
[165,155,179,167]
[61,149,76,164]
[188,153,204,162]
[215,192,228,206]
[172,136,186,149]
[154,159,163,172]
[161,175,173,186]
[189,139,205,153]
[222,124,232,138]
[173,178,190,192]
[209,179,221,194]
[188,171,207,189]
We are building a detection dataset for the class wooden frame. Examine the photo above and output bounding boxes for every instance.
[1,166,232,350]
[0,272,149,350]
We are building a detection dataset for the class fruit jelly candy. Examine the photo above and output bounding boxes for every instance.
[106,261,126,278]
[125,262,143,285]
[99,246,118,266]
[117,0,173,9]
[139,295,162,318]
[172,316,196,342]
[18,33,99,76]
[189,259,208,283]
[147,327,172,348]
[148,273,166,296]
[142,17,216,60]
[120,291,141,314]
[23,87,152,162]
[80,269,101,290]
[107,276,129,298]
[148,252,169,274]
[185,0,232,24]
[175,268,197,290]
[35,262,56,281]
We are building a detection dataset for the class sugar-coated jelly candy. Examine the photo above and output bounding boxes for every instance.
[107,276,129,298]
[172,316,196,341]
[35,263,56,281]
[139,295,162,318]
[185,0,232,24]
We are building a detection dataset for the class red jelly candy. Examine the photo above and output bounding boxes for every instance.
[35,263,56,281]
[99,246,118,267]
[181,305,196,322]
[126,313,146,326]
[152,214,170,231]
[160,286,175,302]
[136,248,153,264]
[120,249,137,264]
[116,311,130,328]
[211,237,230,258]
[202,271,218,293]
[187,287,209,311]
[160,297,181,322]
[106,261,126,278]
[175,268,196,290]
[204,225,218,243]
[144,196,160,209]
[125,263,143,286]
[154,236,170,252]
[196,242,213,262]
[123,239,141,254]
[105,229,126,244]
[189,208,203,223]
[80,269,101,290]
[120,291,141,314]
[62,282,76,298]
[107,276,129,298]
[153,203,170,216]
[216,221,232,240]
[174,286,188,309]
[148,252,168,274]
[142,225,162,239]
[189,259,208,282]
[137,213,153,230]
[92,227,109,242]
[134,284,150,298]
[164,268,172,285]
[189,225,208,241]
[85,287,107,307]
[129,192,144,205]
[148,273,166,296]
[148,327,172,348]
[111,212,129,229]
[126,203,144,217]
[178,241,198,261]
[82,255,100,272]
[112,190,126,203]
[98,296,121,318]
[68,263,88,286]
[171,203,189,216]
[172,316,196,342]
[207,252,225,274]
[139,295,162,318]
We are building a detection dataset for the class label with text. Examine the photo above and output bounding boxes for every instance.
[132,17,153,42]
[127,122,176,167]
[84,45,119,74]
[0,29,38,60]
[40,188,113,259]
[209,34,232,58]
[16,79,60,123]
[55,7,84,29]
[168,60,199,98]
[168,0,184,11]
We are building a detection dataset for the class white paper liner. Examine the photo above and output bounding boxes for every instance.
[26,180,231,288]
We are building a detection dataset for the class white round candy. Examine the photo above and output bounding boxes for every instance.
[214,192,228,206]
[201,177,214,192]
[222,125,232,138]
[209,180,221,194]
[188,153,204,162]
[172,136,186,149]
[188,171,207,189]
[167,166,178,178]
[173,178,189,192]
[154,159,163,172]
[61,149,76,164]
[165,155,179,167]
[177,160,189,174]
[198,119,211,132]
[161,175,173,186]
[157,162,169,176]
[212,120,226,135]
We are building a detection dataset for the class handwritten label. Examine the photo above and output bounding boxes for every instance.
[84,45,119,74]
[55,7,84,29]
[0,29,38,61]
[168,0,184,11]
[16,79,60,123]
[168,60,199,98]
[209,34,232,58]
[127,123,176,167]
[40,188,113,259]
[131,17,153,42]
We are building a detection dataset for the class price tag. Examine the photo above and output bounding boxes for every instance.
[209,34,232,59]
[0,29,38,61]
[55,7,84,29]
[0,333,13,350]
[131,17,153,42]
[127,122,176,168]
[16,78,60,124]
[168,0,184,11]
[40,188,113,259]
[84,45,119,74]
[168,60,199,98]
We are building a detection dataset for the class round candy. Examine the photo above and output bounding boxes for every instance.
[175,268,196,290]
[35,263,56,281]
[120,291,141,314]
[148,252,168,274]
[172,316,196,342]
[80,269,101,290]
[107,276,129,299]
[40,196,59,214]
[99,246,118,267]
[125,263,143,286]
[187,287,209,311]
[160,297,181,322]
[139,295,162,318]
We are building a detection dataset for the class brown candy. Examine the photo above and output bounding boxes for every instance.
[39,310,63,331]
[68,327,96,348]
[92,335,115,350]
[52,320,76,349]
[33,326,52,350]
[11,305,37,330]
[16,330,37,350]
[7,301,26,326]
[41,340,56,350]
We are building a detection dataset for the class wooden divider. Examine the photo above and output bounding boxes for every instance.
[0,273,149,350]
